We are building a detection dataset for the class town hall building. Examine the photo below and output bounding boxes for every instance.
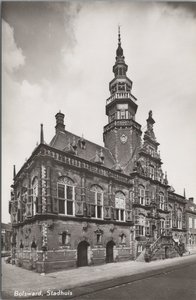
[9,30,187,273]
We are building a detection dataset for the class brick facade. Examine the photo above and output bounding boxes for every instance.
[9,29,191,272]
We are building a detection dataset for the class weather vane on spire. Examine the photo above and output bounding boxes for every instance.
[118,24,121,45]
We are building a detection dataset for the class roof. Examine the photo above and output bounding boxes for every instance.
[49,130,116,170]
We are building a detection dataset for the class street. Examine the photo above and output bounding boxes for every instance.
[1,254,196,299]
[74,263,196,300]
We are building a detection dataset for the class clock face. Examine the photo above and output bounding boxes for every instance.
[120,134,127,144]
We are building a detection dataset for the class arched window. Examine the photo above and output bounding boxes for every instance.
[138,185,145,205]
[115,191,125,222]
[177,209,182,229]
[32,177,38,215]
[90,185,103,219]
[159,192,165,210]
[57,177,75,216]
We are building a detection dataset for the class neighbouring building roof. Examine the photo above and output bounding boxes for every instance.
[1,223,12,231]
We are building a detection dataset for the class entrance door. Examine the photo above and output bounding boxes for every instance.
[106,240,115,263]
[77,241,89,267]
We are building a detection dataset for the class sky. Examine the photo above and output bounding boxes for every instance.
[2,1,196,223]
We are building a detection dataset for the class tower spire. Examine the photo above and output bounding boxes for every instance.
[116,25,124,58]
[118,25,121,45]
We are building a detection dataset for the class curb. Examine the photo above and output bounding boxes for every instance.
[2,255,196,300]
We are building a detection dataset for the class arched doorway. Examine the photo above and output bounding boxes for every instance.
[77,241,89,267]
[106,240,115,263]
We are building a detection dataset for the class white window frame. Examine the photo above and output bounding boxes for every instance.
[138,186,145,205]
[115,191,125,222]
[145,220,150,236]
[189,217,193,229]
[90,185,103,220]
[159,193,165,210]
[160,219,165,234]
[177,209,182,229]
[32,178,38,216]
[136,215,145,236]
[57,181,75,216]
[149,165,155,180]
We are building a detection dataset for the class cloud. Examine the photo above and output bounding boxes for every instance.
[2,19,25,73]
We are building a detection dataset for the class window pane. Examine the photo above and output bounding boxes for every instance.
[91,205,96,217]
[120,209,124,221]
[67,186,73,200]
[97,206,102,219]
[59,200,65,214]
[58,184,65,198]
[67,200,73,215]
[116,209,119,220]
[97,193,102,205]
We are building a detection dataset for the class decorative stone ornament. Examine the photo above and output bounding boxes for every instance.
[120,134,127,144]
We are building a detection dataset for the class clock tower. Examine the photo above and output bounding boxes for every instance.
[103,28,142,173]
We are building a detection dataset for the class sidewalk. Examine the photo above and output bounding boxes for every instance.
[2,254,196,299]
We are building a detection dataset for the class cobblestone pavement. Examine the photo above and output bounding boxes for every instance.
[2,254,196,299]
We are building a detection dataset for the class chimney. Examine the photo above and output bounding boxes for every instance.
[55,111,65,134]
[189,197,194,203]
[40,123,44,144]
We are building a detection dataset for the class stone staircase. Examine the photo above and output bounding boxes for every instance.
[137,234,185,262]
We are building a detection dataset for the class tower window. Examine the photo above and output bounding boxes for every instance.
[149,166,155,180]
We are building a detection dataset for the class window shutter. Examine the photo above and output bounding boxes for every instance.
[12,212,17,223]
[75,201,84,216]
[26,202,32,217]
[125,196,130,210]
[86,189,95,204]
[113,208,117,220]
[28,188,33,203]
[111,194,115,207]
[52,197,58,213]
[145,190,149,203]
[86,203,91,217]
[126,210,132,222]
[134,209,139,224]
[104,206,111,219]
[75,187,82,202]
[103,192,109,206]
